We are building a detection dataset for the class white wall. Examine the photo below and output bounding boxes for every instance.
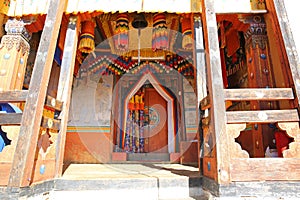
[284,0,300,64]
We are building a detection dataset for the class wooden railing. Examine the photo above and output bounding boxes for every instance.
[200,88,300,182]
[224,88,299,123]
[0,90,62,130]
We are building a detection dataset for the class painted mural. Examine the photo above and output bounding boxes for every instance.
[68,74,113,127]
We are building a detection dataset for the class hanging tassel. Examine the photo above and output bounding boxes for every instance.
[152,13,168,51]
[78,20,95,53]
[114,13,129,51]
[181,15,193,50]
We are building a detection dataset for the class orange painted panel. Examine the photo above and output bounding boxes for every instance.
[64,132,112,164]
[0,163,11,186]
[31,159,55,183]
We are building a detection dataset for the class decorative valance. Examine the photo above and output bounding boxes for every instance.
[2,0,194,16]
[0,0,265,17]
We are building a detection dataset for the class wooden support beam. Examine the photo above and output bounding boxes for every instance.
[224,88,294,101]
[200,95,211,110]
[226,109,299,123]
[55,15,79,178]
[40,116,60,131]
[273,0,300,107]
[45,95,63,111]
[0,113,22,125]
[0,90,28,103]
[201,0,228,184]
[8,0,66,188]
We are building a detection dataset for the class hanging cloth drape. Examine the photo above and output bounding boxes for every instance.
[181,14,193,50]
[124,89,145,153]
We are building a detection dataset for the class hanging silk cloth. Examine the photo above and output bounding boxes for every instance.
[181,14,193,50]
[152,13,168,51]
[124,89,145,153]
[114,13,129,51]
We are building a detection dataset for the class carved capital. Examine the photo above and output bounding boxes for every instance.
[243,15,268,50]
[5,18,31,41]
[68,15,78,30]
[0,35,30,55]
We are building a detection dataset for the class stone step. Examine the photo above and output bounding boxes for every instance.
[53,164,203,200]
[127,153,170,162]
[2,164,206,200]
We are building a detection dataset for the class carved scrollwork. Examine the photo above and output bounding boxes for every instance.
[37,129,54,160]
[226,123,249,158]
[277,122,300,158]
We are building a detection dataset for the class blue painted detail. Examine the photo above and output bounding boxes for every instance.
[207,162,211,171]
[4,54,10,59]
[54,46,62,66]
[20,58,24,64]
[0,103,21,152]
[260,54,266,59]
[40,164,46,175]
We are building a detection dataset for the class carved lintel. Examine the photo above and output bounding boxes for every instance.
[277,122,300,158]
[226,123,249,158]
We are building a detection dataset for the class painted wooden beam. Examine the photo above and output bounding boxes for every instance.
[45,95,63,111]
[0,90,28,103]
[8,0,66,188]
[201,0,228,184]
[55,15,79,178]
[0,113,22,125]
[272,0,300,107]
[224,88,294,101]
[226,109,299,123]
[40,116,60,131]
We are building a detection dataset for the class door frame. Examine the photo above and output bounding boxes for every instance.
[122,72,176,153]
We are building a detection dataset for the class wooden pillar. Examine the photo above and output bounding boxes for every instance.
[55,15,79,177]
[194,15,208,174]
[272,0,300,106]
[0,19,30,91]
[8,0,66,188]
[0,14,4,38]
[244,15,275,157]
[201,0,229,184]
[194,16,207,107]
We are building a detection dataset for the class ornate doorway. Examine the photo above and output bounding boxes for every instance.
[117,72,177,156]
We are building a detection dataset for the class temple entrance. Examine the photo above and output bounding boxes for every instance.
[143,87,168,153]
[113,72,178,162]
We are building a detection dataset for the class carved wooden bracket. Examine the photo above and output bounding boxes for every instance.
[37,128,53,160]
[277,122,300,158]
[226,123,249,158]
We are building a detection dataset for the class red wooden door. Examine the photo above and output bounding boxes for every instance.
[144,88,168,153]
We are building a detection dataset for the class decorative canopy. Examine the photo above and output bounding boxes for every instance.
[0,0,262,17]
[1,0,196,16]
